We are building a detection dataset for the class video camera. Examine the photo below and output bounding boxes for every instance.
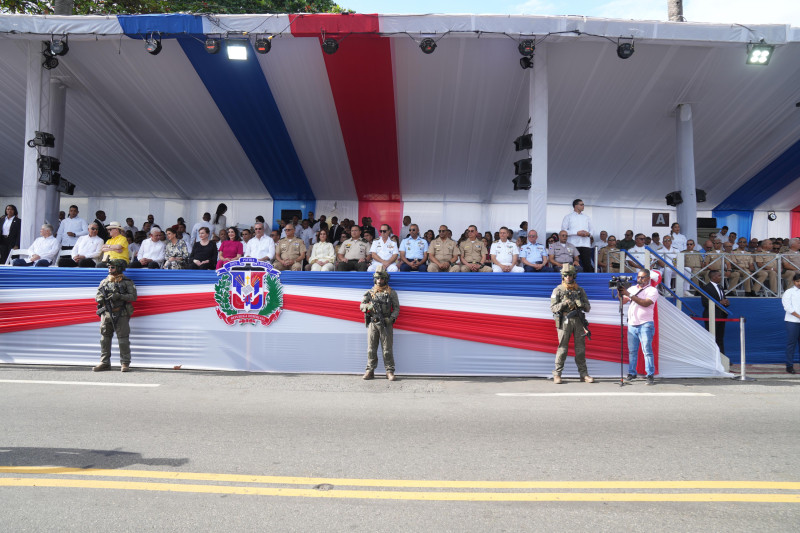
[608,275,632,290]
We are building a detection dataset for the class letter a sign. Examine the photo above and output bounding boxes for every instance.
[652,213,669,227]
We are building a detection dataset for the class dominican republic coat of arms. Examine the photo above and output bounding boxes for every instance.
[214,258,283,326]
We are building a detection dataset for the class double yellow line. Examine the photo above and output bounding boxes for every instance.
[1,467,799,503]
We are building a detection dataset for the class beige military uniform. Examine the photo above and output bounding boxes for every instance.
[428,238,459,272]
[339,238,369,260]
[598,246,622,273]
[458,239,491,272]
[704,250,724,276]
[754,252,779,294]
[782,250,800,288]
[273,237,306,271]
[728,249,754,292]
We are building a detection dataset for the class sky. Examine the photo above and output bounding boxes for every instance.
[340,0,800,26]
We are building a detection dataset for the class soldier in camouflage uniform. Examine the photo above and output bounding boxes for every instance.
[359,267,401,381]
[93,259,137,372]
[550,264,593,384]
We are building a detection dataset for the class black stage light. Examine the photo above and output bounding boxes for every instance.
[513,172,532,191]
[420,38,437,54]
[514,133,532,152]
[617,42,635,59]
[205,38,220,54]
[42,54,59,70]
[145,35,162,56]
[520,56,533,69]
[746,41,774,65]
[665,191,683,207]
[50,38,69,56]
[38,170,61,186]
[695,189,707,203]
[27,131,55,148]
[55,176,75,194]
[37,155,60,171]
[322,38,339,54]
[518,39,534,57]
[514,158,532,175]
[255,36,272,54]
[767,211,777,221]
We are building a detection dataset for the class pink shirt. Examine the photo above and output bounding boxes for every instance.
[627,285,658,326]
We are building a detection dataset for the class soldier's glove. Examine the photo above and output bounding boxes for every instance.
[575,300,583,308]
[360,302,373,312]
[111,293,123,304]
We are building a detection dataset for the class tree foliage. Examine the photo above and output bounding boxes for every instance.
[1,0,347,15]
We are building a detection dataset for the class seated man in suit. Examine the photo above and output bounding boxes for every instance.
[701,270,731,355]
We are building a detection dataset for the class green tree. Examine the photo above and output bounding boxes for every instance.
[1,0,347,14]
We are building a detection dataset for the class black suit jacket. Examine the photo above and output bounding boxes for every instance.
[701,281,729,318]
[2,216,21,248]
[94,219,110,242]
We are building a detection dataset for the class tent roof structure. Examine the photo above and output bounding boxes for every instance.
[0,12,798,211]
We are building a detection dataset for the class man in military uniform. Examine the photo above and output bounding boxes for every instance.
[597,235,620,273]
[729,244,755,295]
[754,239,779,295]
[427,225,460,272]
[336,224,370,271]
[549,230,582,272]
[458,225,491,272]
[94,259,137,372]
[273,224,306,271]
[360,267,400,381]
[681,240,704,294]
[550,264,593,384]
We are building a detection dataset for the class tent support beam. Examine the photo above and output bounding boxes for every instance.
[528,46,548,241]
[21,41,51,248]
[675,103,698,244]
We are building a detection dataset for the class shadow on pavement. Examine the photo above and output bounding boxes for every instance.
[0,447,188,469]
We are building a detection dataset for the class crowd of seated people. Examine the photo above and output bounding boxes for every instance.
[2,204,796,296]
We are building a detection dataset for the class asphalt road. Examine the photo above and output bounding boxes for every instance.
[2,365,799,532]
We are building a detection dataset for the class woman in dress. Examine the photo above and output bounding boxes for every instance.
[163,227,189,269]
[308,229,335,271]
[190,227,217,270]
[216,227,243,269]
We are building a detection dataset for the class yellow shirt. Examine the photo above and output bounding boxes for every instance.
[103,234,129,263]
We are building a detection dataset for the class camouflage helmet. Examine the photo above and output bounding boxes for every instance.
[109,259,127,272]
[560,264,577,277]
[373,265,390,282]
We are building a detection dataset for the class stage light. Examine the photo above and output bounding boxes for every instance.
[145,35,162,56]
[27,131,55,148]
[50,38,68,56]
[322,38,339,55]
[746,41,774,65]
[55,176,75,195]
[226,39,248,60]
[767,211,777,221]
[617,42,635,59]
[42,54,59,70]
[514,134,532,152]
[520,56,533,70]
[255,36,272,54]
[419,38,437,54]
[514,158,532,175]
[37,156,60,172]
[38,170,61,186]
[665,191,683,207]
[205,38,220,54]
[518,39,534,57]
[695,189,707,203]
[513,173,532,191]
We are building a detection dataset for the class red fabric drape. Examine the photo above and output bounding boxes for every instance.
[791,207,800,238]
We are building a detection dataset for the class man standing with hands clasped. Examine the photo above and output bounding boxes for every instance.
[619,269,659,385]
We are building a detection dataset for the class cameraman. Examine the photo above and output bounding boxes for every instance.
[618,269,659,385]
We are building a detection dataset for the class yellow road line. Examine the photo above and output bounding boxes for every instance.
[1,478,799,502]
[1,467,799,491]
